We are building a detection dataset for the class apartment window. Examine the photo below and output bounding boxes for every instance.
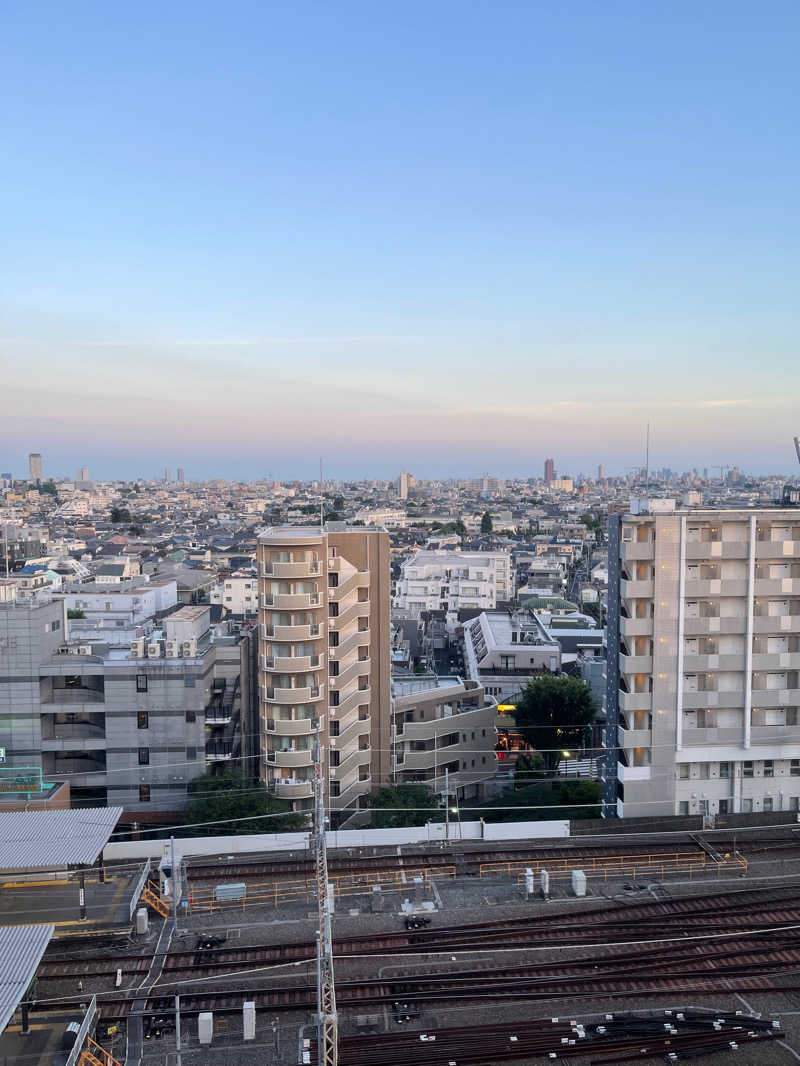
[137,711,149,730]
[329,631,339,648]
[185,710,196,723]
[719,762,730,779]
[698,764,710,779]
[790,797,800,812]
[678,801,689,816]
[791,760,800,777]
[329,660,339,677]
[742,798,753,813]
[184,677,195,687]
[764,760,774,778]
[763,796,773,811]
[330,781,340,798]
[328,574,339,588]
[330,750,340,767]
[328,603,339,618]
[136,674,148,693]
[139,784,151,803]
[678,764,690,779]
[186,746,197,760]
[329,720,340,737]
[500,655,516,671]
[138,747,149,765]
[330,690,340,708]
[718,799,728,814]
[743,761,754,777]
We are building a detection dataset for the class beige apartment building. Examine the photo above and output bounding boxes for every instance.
[607,505,800,818]
[257,525,391,826]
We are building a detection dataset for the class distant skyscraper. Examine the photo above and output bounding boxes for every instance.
[597,464,606,480]
[177,467,185,483]
[28,453,42,483]
[396,471,411,500]
[77,468,89,482]
[165,467,171,483]
[544,458,555,485]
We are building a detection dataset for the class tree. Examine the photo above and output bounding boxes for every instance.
[67,608,85,619]
[512,675,596,774]
[110,506,131,523]
[181,772,307,836]
[368,783,440,828]
[39,480,58,496]
[481,779,602,822]
[323,510,342,523]
[333,495,344,512]
[514,750,545,786]
[480,510,493,533]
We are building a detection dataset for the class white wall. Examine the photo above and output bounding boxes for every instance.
[103,819,570,862]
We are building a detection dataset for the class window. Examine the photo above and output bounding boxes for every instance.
[791,760,800,777]
[678,801,689,815]
[719,799,728,814]
[698,764,710,779]
[330,750,340,767]
[764,760,774,777]
[330,690,339,708]
[184,676,195,687]
[329,720,340,737]
[137,711,149,730]
[678,764,690,779]
[139,785,150,803]
[185,710,196,723]
[763,796,773,811]
[138,747,149,765]
[136,674,148,693]
[330,781,340,797]
[743,761,754,777]
[328,602,339,618]
[790,797,800,812]
[500,655,516,671]
[329,660,339,677]
[742,798,753,813]
[186,746,197,760]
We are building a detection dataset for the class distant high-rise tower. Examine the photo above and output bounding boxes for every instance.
[396,471,411,500]
[165,467,171,483]
[28,453,42,484]
[597,464,606,481]
[77,467,89,482]
[544,458,555,485]
[177,467,185,483]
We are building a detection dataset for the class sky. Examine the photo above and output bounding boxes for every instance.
[1,1,799,481]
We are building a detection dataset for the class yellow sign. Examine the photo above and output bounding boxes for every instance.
[497,704,517,712]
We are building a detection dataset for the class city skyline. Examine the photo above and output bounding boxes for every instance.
[2,3,799,476]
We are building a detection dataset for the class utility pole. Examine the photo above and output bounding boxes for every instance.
[314,723,337,1066]
[443,766,450,844]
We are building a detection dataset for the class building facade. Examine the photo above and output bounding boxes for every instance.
[28,453,42,483]
[393,550,513,630]
[462,609,562,703]
[608,506,800,818]
[257,526,391,826]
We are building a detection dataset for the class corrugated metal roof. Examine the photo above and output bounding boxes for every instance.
[0,924,54,1033]
[0,807,123,870]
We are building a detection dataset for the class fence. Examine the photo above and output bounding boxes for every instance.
[64,996,97,1066]
[487,852,748,883]
[129,860,151,921]
[187,865,456,913]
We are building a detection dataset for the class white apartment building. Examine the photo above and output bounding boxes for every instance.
[608,505,800,818]
[394,550,513,630]
[211,574,259,616]
[462,610,562,703]
[354,507,409,527]
[257,526,391,827]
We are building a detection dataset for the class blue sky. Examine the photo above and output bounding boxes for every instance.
[1,2,798,481]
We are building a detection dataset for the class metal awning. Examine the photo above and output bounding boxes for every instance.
[0,807,123,870]
[0,924,54,1033]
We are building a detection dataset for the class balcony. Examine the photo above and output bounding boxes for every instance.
[618,690,652,711]
[681,725,744,746]
[261,622,323,641]
[750,725,800,745]
[262,653,322,673]
[264,684,323,704]
[755,540,800,560]
[751,652,800,671]
[685,579,748,598]
[683,653,744,672]
[753,615,800,634]
[751,687,800,707]
[620,541,654,562]
[42,687,105,706]
[686,540,749,560]
[755,578,800,596]
[617,726,652,748]
[620,617,653,638]
[261,560,321,578]
[682,689,745,709]
[267,749,313,769]
[617,763,652,782]
[266,716,316,736]
[619,653,653,675]
[205,710,232,726]
[206,743,233,761]
[684,616,747,635]
[273,779,313,800]
[260,592,322,610]
[620,578,653,600]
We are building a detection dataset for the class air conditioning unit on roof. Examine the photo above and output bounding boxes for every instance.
[147,642,162,658]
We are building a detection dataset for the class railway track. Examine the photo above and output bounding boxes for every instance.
[37,884,800,982]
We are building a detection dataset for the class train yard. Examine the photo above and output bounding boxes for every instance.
[23,826,800,1065]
